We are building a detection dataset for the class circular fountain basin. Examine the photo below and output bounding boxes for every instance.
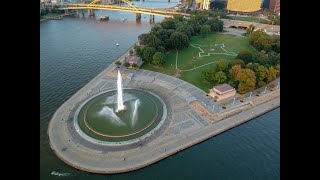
[75,89,166,144]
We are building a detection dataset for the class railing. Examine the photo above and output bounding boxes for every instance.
[201,78,280,113]
[59,3,190,17]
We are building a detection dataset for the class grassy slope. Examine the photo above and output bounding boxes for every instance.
[141,33,255,92]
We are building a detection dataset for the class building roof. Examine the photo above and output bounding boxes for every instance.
[212,84,235,94]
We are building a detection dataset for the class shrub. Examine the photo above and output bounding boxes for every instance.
[132,63,138,68]
[115,61,121,66]
[256,90,261,96]
[268,82,276,90]
[123,62,130,67]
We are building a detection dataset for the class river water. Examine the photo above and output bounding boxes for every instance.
[40,1,279,179]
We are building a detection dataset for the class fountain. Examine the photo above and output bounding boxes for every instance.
[116,70,125,112]
[76,71,166,142]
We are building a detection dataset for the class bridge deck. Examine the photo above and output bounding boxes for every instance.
[59,4,189,17]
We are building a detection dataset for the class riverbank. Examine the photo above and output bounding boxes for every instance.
[48,42,280,173]
[40,13,74,22]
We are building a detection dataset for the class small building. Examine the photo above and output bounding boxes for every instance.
[128,55,142,69]
[209,83,236,101]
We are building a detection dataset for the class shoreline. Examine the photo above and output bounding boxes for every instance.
[47,40,280,174]
[40,13,74,22]
[47,29,280,174]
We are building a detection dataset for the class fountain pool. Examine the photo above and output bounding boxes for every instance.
[76,88,166,142]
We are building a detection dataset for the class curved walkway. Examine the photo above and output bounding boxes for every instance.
[48,64,280,173]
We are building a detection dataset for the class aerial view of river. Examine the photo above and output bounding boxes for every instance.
[40,1,279,179]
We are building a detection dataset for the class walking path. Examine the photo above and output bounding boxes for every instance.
[48,63,280,173]
[175,43,236,72]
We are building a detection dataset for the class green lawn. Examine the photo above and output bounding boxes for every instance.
[226,16,271,24]
[141,33,255,92]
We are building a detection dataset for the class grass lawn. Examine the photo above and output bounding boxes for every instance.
[141,33,256,92]
[227,16,271,24]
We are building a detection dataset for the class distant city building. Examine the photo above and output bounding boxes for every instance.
[209,84,236,101]
[269,0,280,15]
[195,0,213,10]
[226,0,263,13]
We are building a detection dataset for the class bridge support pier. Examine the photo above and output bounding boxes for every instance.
[64,9,69,15]
[136,13,141,23]
[88,9,95,16]
[149,15,155,24]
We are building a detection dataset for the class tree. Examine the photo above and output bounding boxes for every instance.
[201,69,214,82]
[152,52,166,66]
[257,80,266,88]
[138,33,150,46]
[267,67,278,82]
[200,25,211,37]
[193,13,208,25]
[161,18,176,29]
[216,59,229,72]
[169,32,189,50]
[214,71,227,84]
[259,35,273,52]
[255,50,269,65]
[268,51,279,66]
[246,24,255,37]
[249,30,269,51]
[129,49,133,55]
[246,63,259,71]
[174,15,184,22]
[156,46,166,53]
[229,64,242,80]
[154,29,170,43]
[132,63,138,68]
[236,69,257,94]
[143,47,156,63]
[115,61,121,66]
[256,65,269,83]
[236,50,254,64]
[176,25,194,38]
[205,18,223,32]
[151,24,162,32]
[146,33,163,48]
[229,59,245,68]
[275,64,280,77]
[134,45,144,58]
[272,35,280,53]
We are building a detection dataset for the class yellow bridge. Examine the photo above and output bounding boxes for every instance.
[59,0,190,23]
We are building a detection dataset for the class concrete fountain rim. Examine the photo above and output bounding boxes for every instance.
[73,88,168,146]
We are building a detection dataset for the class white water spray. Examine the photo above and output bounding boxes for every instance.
[99,106,125,126]
[116,70,125,112]
[131,99,141,126]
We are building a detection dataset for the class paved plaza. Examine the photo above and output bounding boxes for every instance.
[48,65,280,173]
